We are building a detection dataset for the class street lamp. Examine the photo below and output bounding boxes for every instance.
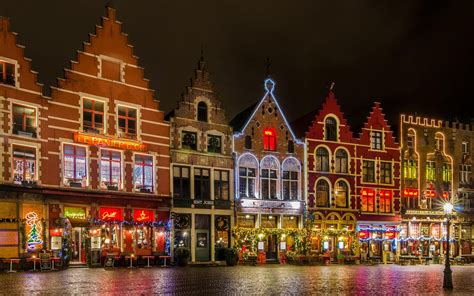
[443,202,454,289]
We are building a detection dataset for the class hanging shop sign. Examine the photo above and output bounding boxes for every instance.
[359,230,369,239]
[64,207,86,219]
[74,132,146,152]
[99,207,123,221]
[133,209,154,222]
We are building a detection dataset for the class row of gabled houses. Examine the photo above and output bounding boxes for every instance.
[0,7,472,266]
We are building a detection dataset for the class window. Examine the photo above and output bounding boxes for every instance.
[380,162,392,184]
[282,171,298,200]
[435,134,444,151]
[207,135,221,153]
[83,98,104,133]
[426,161,435,181]
[335,149,348,173]
[316,179,330,207]
[335,180,348,208]
[403,159,418,179]
[12,146,36,184]
[361,188,375,212]
[379,190,392,213]
[118,106,137,139]
[325,117,337,141]
[194,168,210,200]
[244,135,252,149]
[288,140,294,153]
[460,164,471,184]
[182,131,197,150]
[407,130,415,149]
[239,167,256,198]
[63,144,87,187]
[362,160,375,183]
[371,131,383,150]
[197,101,208,122]
[0,60,15,86]
[263,128,276,151]
[173,166,190,198]
[282,216,299,228]
[261,215,278,228]
[442,163,452,182]
[133,154,154,192]
[100,150,122,190]
[315,147,329,172]
[261,168,278,199]
[237,215,255,228]
[12,104,36,137]
[214,170,229,200]
[462,141,469,155]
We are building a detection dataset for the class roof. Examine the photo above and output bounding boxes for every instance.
[229,102,258,132]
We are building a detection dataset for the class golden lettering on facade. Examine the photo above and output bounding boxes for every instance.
[74,132,146,151]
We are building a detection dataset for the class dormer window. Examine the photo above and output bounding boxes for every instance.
[0,60,15,86]
[197,101,208,122]
[325,117,337,141]
[263,128,276,151]
[12,104,36,138]
[371,131,383,150]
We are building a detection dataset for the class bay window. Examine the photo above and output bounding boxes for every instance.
[63,144,87,187]
[12,145,36,184]
[12,104,36,137]
[100,150,122,190]
[118,106,137,139]
[134,154,154,193]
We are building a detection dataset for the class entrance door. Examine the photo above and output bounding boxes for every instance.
[266,235,278,262]
[71,227,85,263]
[195,215,210,262]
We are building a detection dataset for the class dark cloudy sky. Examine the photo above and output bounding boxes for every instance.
[1,0,473,131]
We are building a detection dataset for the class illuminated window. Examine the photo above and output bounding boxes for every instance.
[335,149,348,173]
[335,180,348,208]
[237,214,255,228]
[12,145,36,184]
[462,141,469,155]
[194,168,211,200]
[214,170,229,200]
[361,188,375,212]
[261,168,278,199]
[442,163,452,182]
[403,159,418,179]
[426,161,435,181]
[460,164,471,185]
[12,104,36,137]
[371,131,383,150]
[100,150,122,190]
[325,117,337,141]
[282,216,299,228]
[316,179,330,207]
[407,130,415,149]
[118,106,137,139]
[63,144,87,187]
[173,166,190,198]
[362,160,375,183]
[435,133,444,151]
[244,135,252,149]
[380,162,392,184]
[134,154,154,193]
[0,60,15,86]
[263,128,276,151]
[83,98,104,133]
[315,147,329,172]
[182,131,197,150]
[282,171,298,200]
[379,190,392,213]
[197,102,208,122]
[207,135,221,153]
[239,167,256,198]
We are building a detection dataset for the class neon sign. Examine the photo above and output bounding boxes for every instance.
[74,132,146,152]
[133,209,154,222]
[403,188,419,197]
[25,212,43,250]
[99,207,123,221]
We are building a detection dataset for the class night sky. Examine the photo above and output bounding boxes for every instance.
[1,1,473,132]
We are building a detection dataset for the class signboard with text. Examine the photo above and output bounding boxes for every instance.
[133,209,154,222]
[74,132,146,152]
[99,207,123,221]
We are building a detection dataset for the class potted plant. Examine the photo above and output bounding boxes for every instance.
[337,253,345,264]
[224,248,239,266]
[175,247,190,267]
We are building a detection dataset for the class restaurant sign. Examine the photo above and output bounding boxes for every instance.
[133,209,154,222]
[64,207,86,219]
[74,132,146,152]
[99,207,123,221]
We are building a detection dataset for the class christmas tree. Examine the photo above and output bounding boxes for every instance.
[27,223,43,249]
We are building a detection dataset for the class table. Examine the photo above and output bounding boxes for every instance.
[3,259,20,273]
[51,257,61,271]
[143,256,155,268]
[159,255,171,267]
[26,257,41,271]
[125,256,135,268]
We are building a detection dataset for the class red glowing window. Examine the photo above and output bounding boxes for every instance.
[263,128,277,151]
[361,188,375,212]
[379,190,392,213]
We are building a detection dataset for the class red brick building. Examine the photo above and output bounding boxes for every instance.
[0,7,171,265]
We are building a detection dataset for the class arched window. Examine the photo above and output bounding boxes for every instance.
[315,147,329,172]
[238,154,258,198]
[435,133,444,151]
[197,101,208,122]
[335,180,348,208]
[261,156,279,199]
[245,135,252,149]
[407,129,415,149]
[282,158,301,200]
[263,128,277,151]
[316,179,330,207]
[335,149,348,173]
[325,117,337,141]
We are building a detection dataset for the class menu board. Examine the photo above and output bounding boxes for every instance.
[51,236,62,250]
[91,236,101,250]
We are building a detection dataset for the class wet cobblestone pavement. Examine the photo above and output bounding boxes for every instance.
[0,265,473,295]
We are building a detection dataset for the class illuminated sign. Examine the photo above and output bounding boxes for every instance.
[359,230,369,239]
[425,190,436,198]
[99,207,123,221]
[133,209,154,222]
[74,132,146,152]
[239,199,303,210]
[403,188,419,197]
[25,212,43,250]
[379,190,392,198]
[64,207,86,219]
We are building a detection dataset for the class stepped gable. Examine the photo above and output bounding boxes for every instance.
[304,90,354,142]
[359,102,397,147]
[0,17,43,93]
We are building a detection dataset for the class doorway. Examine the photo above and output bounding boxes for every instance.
[195,215,210,262]
[71,227,86,264]
[266,235,278,262]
